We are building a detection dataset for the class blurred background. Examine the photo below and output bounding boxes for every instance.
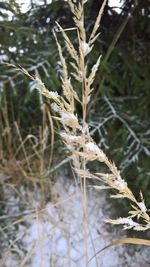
[0,1,150,266]
[0,0,149,218]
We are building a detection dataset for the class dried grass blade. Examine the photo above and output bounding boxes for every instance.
[89,238,150,263]
[55,22,79,64]
[89,0,107,45]
[53,30,68,81]
[87,55,102,90]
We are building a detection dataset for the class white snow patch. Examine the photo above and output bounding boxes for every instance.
[1,176,150,267]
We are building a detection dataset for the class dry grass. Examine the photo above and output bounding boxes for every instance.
[9,0,150,231]
[2,0,150,265]
[34,0,150,233]
[0,101,55,184]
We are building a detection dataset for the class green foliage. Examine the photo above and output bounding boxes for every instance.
[88,0,150,206]
[0,0,149,207]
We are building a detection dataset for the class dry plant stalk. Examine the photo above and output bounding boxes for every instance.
[0,94,53,182]
[36,0,150,232]
[10,0,150,233]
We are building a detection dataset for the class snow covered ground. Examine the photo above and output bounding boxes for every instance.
[1,175,150,267]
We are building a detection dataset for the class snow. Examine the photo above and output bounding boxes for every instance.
[1,175,150,267]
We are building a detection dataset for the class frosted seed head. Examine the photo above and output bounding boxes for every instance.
[85,142,99,153]
[60,111,80,129]
[48,91,60,98]
[60,112,77,122]
[114,178,127,190]
[85,142,106,161]
[82,41,91,56]
[51,103,61,112]
[117,217,139,227]
[138,202,147,213]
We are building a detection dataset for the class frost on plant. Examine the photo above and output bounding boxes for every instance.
[18,0,150,233]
